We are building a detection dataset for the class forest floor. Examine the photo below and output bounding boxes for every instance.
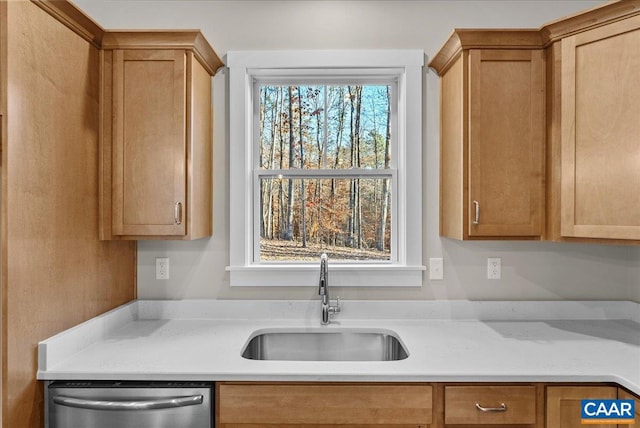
[260,238,390,261]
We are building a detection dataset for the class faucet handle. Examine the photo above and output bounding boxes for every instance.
[331,296,341,314]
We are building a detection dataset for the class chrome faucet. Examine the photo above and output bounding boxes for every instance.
[319,253,340,325]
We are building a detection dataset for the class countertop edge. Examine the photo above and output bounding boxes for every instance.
[37,371,639,395]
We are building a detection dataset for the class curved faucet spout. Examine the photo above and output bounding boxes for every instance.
[319,253,328,296]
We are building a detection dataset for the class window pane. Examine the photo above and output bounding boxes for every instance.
[259,177,392,261]
[259,85,392,171]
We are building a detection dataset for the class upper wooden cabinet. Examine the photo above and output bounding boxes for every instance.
[99,32,222,240]
[432,1,640,243]
[429,32,545,240]
[556,14,640,241]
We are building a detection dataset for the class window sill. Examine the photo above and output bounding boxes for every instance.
[226,264,425,287]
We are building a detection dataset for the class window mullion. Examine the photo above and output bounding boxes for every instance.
[256,169,396,179]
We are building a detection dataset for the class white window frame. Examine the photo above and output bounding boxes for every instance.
[227,50,425,287]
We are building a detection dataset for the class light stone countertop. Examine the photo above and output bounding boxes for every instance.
[37,300,640,395]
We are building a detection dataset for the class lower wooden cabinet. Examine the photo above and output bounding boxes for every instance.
[217,382,638,428]
[546,386,618,428]
[217,382,433,427]
[618,388,640,428]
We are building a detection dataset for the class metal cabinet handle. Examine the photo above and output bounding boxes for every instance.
[476,402,507,412]
[53,394,203,411]
[473,200,480,225]
[174,202,182,225]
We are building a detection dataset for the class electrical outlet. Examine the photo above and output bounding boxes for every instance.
[156,257,169,280]
[429,258,444,280]
[487,257,501,280]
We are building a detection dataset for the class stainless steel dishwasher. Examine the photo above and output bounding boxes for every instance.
[47,381,213,428]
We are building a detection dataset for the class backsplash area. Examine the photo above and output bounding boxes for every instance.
[137,237,637,301]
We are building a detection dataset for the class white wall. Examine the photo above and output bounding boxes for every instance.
[76,0,640,301]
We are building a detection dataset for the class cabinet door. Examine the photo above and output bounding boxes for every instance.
[547,386,617,428]
[618,389,640,427]
[561,15,640,240]
[468,49,545,237]
[112,49,186,236]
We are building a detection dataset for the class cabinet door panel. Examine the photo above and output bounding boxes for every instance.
[468,49,544,237]
[112,49,186,236]
[561,15,640,239]
[547,386,617,428]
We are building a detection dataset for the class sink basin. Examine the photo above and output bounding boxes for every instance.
[241,329,408,361]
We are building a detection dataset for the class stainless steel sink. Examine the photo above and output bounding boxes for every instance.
[241,329,408,361]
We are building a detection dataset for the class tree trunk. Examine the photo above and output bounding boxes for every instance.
[283,86,295,241]
[315,86,324,244]
[348,86,363,249]
[298,86,307,248]
[331,86,347,247]
[266,87,279,240]
[356,87,362,249]
[278,87,286,240]
[377,87,391,251]
[347,86,355,247]
[259,86,267,238]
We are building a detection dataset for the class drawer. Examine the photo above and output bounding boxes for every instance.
[444,386,536,425]
[218,383,433,425]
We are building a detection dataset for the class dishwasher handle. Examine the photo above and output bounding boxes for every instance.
[53,394,204,411]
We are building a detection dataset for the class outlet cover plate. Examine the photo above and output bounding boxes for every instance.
[429,258,444,280]
[156,257,169,280]
[487,257,501,280]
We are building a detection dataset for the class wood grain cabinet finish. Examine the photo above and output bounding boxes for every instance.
[217,383,639,428]
[558,14,640,241]
[100,32,222,240]
[1,2,138,426]
[618,388,640,427]
[430,35,545,240]
[217,382,434,427]
[431,3,640,244]
[444,385,538,425]
[546,386,618,428]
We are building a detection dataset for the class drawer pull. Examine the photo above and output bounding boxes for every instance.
[476,402,507,412]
